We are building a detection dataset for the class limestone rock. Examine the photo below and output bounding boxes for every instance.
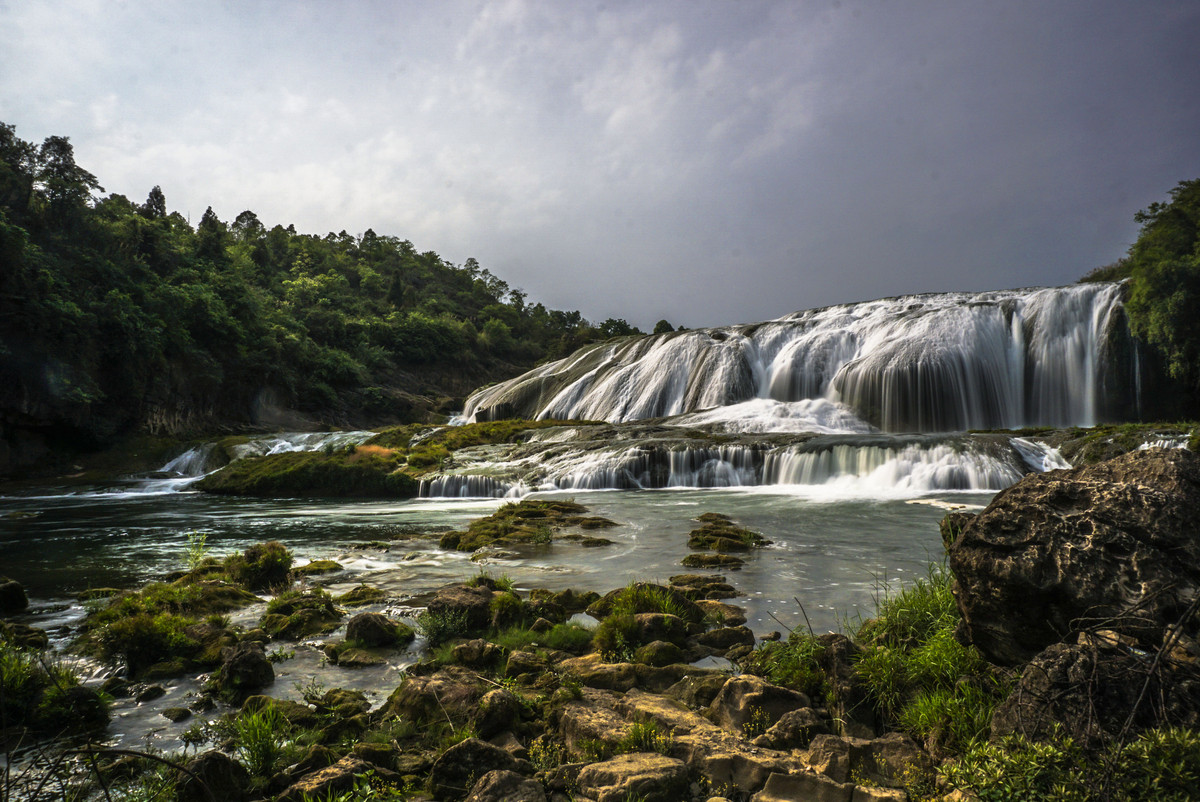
[465,769,547,802]
[708,674,810,733]
[475,688,524,739]
[575,753,688,802]
[278,756,370,802]
[949,449,1200,665]
[749,771,854,802]
[752,707,829,750]
[664,674,730,709]
[430,738,523,800]
[380,665,483,726]
[634,640,684,667]
[696,626,755,652]
[176,750,250,802]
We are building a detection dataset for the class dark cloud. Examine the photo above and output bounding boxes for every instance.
[2,0,1198,328]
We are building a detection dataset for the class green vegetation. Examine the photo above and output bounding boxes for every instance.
[0,639,109,737]
[0,120,646,466]
[223,540,294,589]
[197,447,419,497]
[941,726,1200,802]
[686,512,771,552]
[854,565,1009,756]
[1081,177,1200,414]
[439,498,600,551]
[738,631,829,700]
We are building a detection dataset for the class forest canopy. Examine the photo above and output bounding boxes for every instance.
[0,121,644,445]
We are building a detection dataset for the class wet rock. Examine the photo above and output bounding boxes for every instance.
[696,626,755,652]
[161,706,191,723]
[575,753,688,802]
[680,553,746,570]
[695,600,747,627]
[209,642,274,703]
[708,675,810,733]
[380,665,483,726]
[176,750,250,802]
[334,584,388,607]
[430,738,524,800]
[346,611,413,647]
[751,707,829,750]
[314,688,370,717]
[295,559,342,575]
[428,583,496,631]
[950,449,1200,665]
[136,685,166,703]
[278,756,370,802]
[634,640,684,667]
[0,577,28,615]
[668,574,741,600]
[260,590,344,639]
[465,769,547,802]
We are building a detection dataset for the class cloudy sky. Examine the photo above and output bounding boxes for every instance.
[3,1,1198,329]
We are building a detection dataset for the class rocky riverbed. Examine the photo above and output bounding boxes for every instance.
[3,448,1200,801]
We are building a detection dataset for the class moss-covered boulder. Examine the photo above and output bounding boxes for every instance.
[686,513,770,552]
[260,589,343,639]
[196,447,419,498]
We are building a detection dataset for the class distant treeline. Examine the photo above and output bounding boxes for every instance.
[1081,177,1200,411]
[0,121,665,447]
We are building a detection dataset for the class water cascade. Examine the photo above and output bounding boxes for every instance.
[419,428,1068,499]
[463,282,1133,433]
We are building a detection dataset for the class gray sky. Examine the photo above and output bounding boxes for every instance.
[3,1,1198,329]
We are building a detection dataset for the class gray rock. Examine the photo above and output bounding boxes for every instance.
[209,642,274,703]
[465,769,547,802]
[708,674,810,732]
[575,753,688,802]
[950,449,1200,665]
[277,756,369,802]
[345,611,403,647]
[749,771,854,802]
[430,738,522,800]
[752,707,829,749]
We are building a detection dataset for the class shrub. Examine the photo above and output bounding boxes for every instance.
[593,615,639,662]
[235,703,287,777]
[416,608,469,646]
[225,541,293,589]
[738,632,828,700]
[95,612,199,677]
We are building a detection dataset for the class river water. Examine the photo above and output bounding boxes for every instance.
[0,465,990,751]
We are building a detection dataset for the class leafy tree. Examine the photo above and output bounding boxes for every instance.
[1123,178,1200,399]
[140,186,167,219]
[36,135,103,219]
[598,318,643,338]
[652,319,674,334]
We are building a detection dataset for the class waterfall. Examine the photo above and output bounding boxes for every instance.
[418,432,1046,499]
[463,282,1131,433]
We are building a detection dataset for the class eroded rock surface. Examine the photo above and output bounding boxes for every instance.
[949,448,1200,665]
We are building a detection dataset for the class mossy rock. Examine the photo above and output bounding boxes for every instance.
[634,640,685,667]
[686,515,770,552]
[196,448,419,498]
[335,585,388,607]
[261,589,343,639]
[76,587,122,602]
[448,499,611,552]
[681,553,746,569]
[296,559,343,576]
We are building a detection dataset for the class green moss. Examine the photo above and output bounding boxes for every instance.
[196,447,419,498]
[261,588,344,639]
[335,584,388,607]
[686,513,771,552]
[446,499,595,551]
[224,541,294,590]
[295,559,343,576]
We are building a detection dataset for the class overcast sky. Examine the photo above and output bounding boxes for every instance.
[3,1,1198,329]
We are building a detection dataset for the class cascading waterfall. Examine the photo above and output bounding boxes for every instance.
[419,432,1065,499]
[463,282,1132,433]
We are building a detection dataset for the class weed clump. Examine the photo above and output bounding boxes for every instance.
[224,541,293,589]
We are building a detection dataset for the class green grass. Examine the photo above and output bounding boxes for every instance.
[738,631,829,700]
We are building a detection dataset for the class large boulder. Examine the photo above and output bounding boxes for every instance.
[427,583,496,631]
[707,675,809,733]
[574,753,688,802]
[429,738,524,800]
[464,770,547,802]
[948,449,1200,665]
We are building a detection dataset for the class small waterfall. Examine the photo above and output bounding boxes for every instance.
[463,282,1130,433]
[160,443,222,477]
[418,432,1050,499]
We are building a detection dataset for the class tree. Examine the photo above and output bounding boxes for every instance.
[196,206,229,262]
[598,318,642,338]
[652,319,674,335]
[1123,178,1200,398]
[140,186,167,219]
[35,135,103,219]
